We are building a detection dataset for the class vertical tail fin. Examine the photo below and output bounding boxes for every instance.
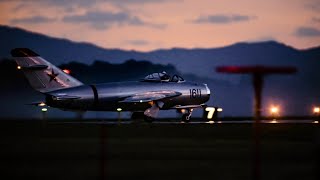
[11,48,83,93]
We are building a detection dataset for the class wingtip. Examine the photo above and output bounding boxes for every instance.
[11,48,40,57]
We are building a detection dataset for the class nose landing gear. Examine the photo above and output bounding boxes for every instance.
[181,109,193,123]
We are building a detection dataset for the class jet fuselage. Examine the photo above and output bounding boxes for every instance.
[11,48,211,121]
[46,81,210,111]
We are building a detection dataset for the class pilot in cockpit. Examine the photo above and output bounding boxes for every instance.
[160,71,170,82]
[142,71,184,83]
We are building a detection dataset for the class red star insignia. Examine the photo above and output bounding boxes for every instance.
[47,69,59,82]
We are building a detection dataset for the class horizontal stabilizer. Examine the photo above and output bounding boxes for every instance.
[20,64,48,70]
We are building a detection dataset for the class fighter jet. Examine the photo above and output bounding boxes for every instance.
[11,48,210,122]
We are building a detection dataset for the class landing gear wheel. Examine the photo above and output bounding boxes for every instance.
[182,114,191,123]
[131,112,144,123]
[144,115,154,123]
[131,112,144,120]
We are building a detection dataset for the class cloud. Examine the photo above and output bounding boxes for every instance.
[10,16,56,24]
[52,0,173,6]
[5,0,168,29]
[1,0,98,7]
[312,17,320,23]
[63,11,141,24]
[295,27,320,37]
[105,0,181,9]
[126,40,149,46]
[40,0,170,6]
[191,14,255,24]
[305,0,320,12]
[42,0,97,7]
[6,0,174,10]
[63,11,165,30]
[107,0,172,5]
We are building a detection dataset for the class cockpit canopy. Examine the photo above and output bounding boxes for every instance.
[142,72,185,83]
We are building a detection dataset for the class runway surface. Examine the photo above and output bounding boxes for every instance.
[50,119,319,125]
[0,119,319,180]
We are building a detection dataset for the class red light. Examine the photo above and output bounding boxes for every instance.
[63,69,71,74]
[216,66,297,74]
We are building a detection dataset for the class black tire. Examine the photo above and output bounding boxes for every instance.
[131,112,145,124]
[131,112,144,120]
[144,115,154,123]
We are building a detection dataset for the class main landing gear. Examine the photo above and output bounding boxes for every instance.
[131,112,154,123]
[131,108,194,123]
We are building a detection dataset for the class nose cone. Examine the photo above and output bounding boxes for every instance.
[203,83,211,102]
[204,84,210,95]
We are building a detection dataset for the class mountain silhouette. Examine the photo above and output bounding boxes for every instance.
[1,25,320,118]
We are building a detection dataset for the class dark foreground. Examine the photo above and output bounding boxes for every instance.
[0,119,319,180]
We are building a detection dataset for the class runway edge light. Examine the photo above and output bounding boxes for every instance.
[313,107,320,123]
[270,105,279,114]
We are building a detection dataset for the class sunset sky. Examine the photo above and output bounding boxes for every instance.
[0,0,320,51]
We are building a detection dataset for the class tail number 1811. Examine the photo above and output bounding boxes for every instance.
[190,89,201,98]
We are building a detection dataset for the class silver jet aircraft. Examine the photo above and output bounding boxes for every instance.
[11,48,210,122]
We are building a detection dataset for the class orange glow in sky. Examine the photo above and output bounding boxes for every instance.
[0,0,319,51]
